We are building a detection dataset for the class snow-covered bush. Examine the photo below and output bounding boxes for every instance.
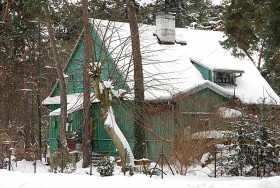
[221,100,280,177]
[97,156,115,177]
[49,151,76,173]
[201,152,214,168]
[121,164,137,176]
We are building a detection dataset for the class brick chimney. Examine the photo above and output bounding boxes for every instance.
[155,12,175,44]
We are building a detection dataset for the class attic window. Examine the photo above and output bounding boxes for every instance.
[214,72,232,84]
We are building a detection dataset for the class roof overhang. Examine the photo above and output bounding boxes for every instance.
[191,58,244,74]
[212,69,244,74]
[177,80,232,99]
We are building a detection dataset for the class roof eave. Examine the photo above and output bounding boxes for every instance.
[178,82,232,99]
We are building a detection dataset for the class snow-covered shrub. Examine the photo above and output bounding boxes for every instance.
[222,100,280,177]
[49,151,76,173]
[223,113,258,176]
[170,130,219,175]
[97,156,115,176]
[121,164,138,176]
[201,152,214,168]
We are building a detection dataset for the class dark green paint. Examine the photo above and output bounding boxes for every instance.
[193,63,213,81]
[48,24,231,159]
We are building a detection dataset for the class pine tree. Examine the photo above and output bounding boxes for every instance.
[139,0,219,28]
[221,0,260,64]
[222,0,280,94]
[90,0,127,22]
[0,0,47,148]
[253,99,278,176]
[226,112,256,176]
[260,0,280,94]
[225,101,280,176]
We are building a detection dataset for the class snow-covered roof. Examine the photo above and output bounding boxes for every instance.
[92,19,204,100]
[176,28,280,104]
[43,93,99,116]
[44,90,132,116]
[42,93,84,105]
[93,19,279,104]
[43,18,280,116]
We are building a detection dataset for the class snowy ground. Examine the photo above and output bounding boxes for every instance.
[0,159,280,188]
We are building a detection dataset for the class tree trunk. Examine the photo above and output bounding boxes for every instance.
[81,0,91,168]
[90,73,135,166]
[44,4,68,151]
[2,0,11,27]
[104,107,134,166]
[37,24,42,160]
[125,0,145,159]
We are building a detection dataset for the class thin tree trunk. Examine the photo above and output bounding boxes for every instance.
[37,23,42,160]
[81,0,91,168]
[257,41,264,70]
[22,44,30,146]
[44,4,68,151]
[126,0,145,159]
[3,0,11,26]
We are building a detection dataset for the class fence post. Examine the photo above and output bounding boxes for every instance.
[44,145,47,163]
[0,142,3,169]
[256,145,259,177]
[161,146,164,179]
[90,147,93,175]
[61,149,64,173]
[34,151,37,173]
[8,149,11,171]
[214,145,217,178]
[220,149,223,177]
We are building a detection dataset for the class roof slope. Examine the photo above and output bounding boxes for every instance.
[177,29,280,104]
[93,19,280,104]
[92,19,205,100]
[43,19,280,112]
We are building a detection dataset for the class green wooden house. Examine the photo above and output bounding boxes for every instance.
[43,15,280,161]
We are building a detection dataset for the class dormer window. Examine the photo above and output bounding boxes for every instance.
[190,59,244,86]
[214,72,232,84]
[213,71,244,86]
